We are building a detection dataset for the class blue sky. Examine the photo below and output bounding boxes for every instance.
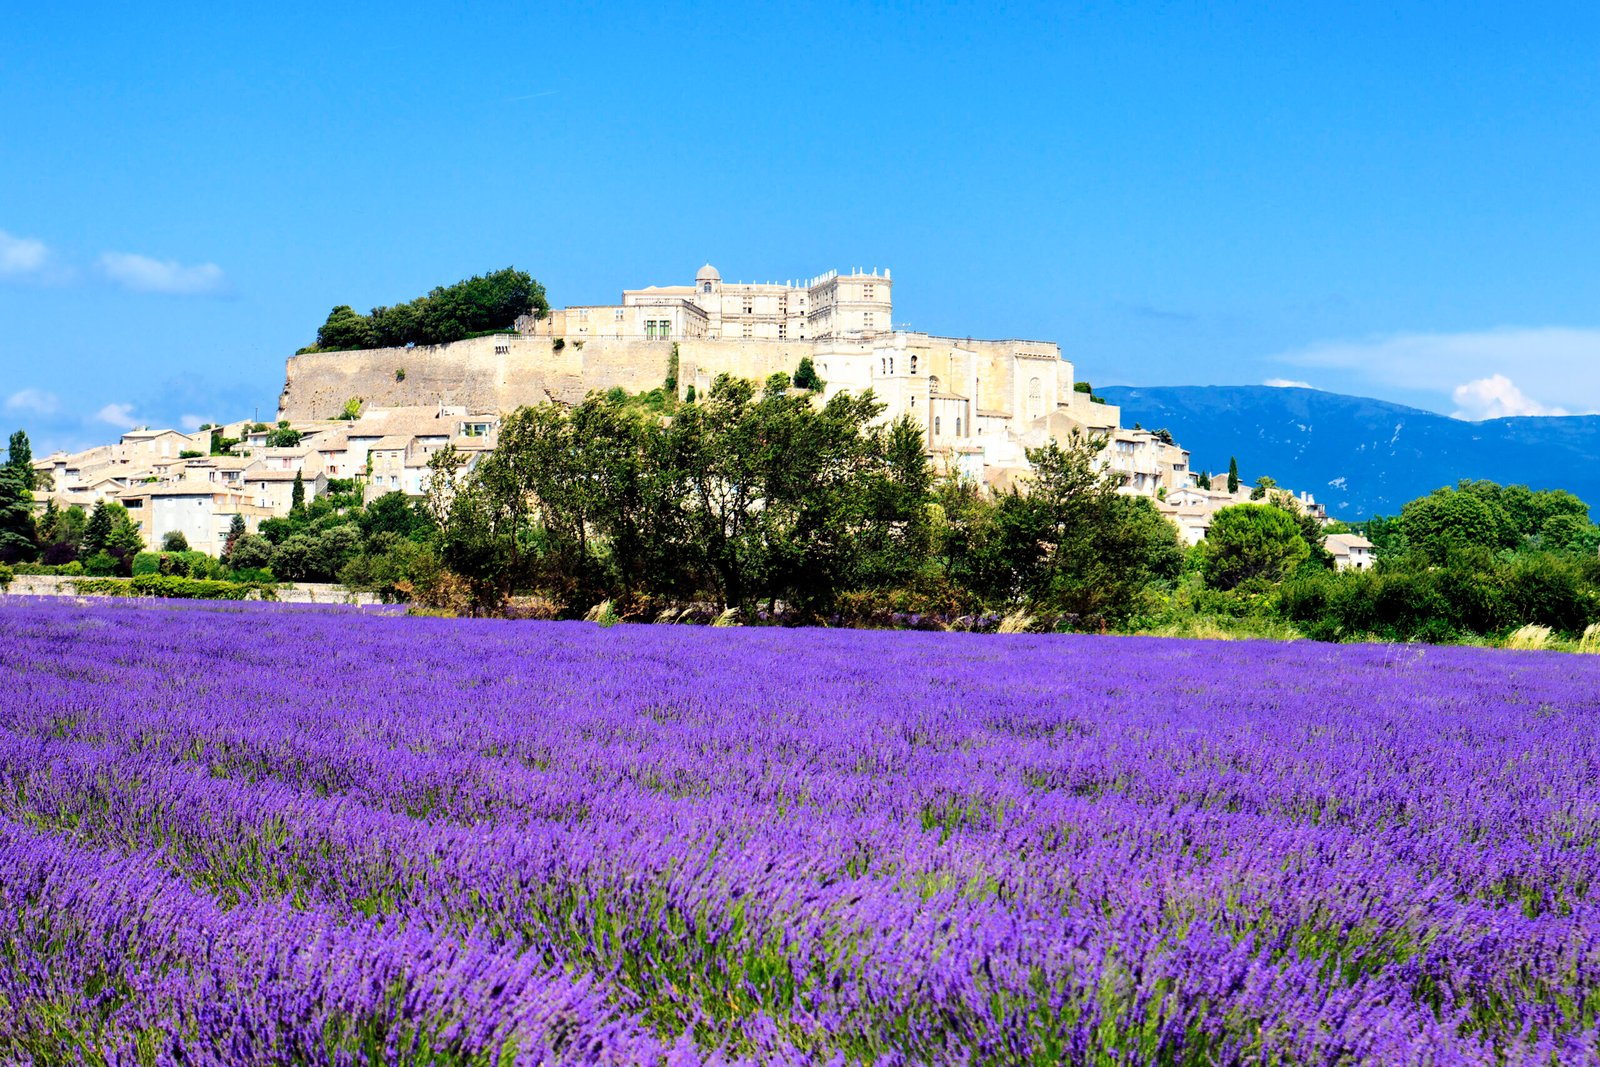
[3,2,1598,453]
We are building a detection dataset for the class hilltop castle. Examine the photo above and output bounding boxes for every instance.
[278,264,1195,496]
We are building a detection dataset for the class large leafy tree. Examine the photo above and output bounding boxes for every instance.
[1200,503,1309,590]
[1401,487,1506,563]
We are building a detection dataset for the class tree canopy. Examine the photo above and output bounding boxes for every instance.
[305,268,549,352]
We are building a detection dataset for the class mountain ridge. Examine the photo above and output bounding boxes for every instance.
[1097,384,1600,519]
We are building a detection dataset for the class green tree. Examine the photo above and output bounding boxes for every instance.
[1539,512,1600,554]
[227,534,274,572]
[161,530,190,552]
[265,421,303,448]
[0,465,37,563]
[1249,475,1277,501]
[1196,471,1211,490]
[6,430,34,490]
[83,500,114,554]
[1227,457,1239,495]
[1401,487,1504,563]
[290,471,306,516]
[314,305,373,351]
[1199,503,1309,590]
[792,356,825,391]
[223,513,247,560]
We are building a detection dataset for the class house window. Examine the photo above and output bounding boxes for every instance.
[743,303,753,315]
[741,324,752,338]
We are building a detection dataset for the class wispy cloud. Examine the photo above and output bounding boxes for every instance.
[4,388,60,415]
[99,251,227,295]
[1263,378,1312,389]
[95,402,140,428]
[1277,327,1600,421]
[0,229,50,280]
[505,89,559,102]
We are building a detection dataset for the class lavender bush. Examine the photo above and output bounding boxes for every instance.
[0,598,1596,1064]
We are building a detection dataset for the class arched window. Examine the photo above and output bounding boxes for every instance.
[1028,377,1043,420]
[934,416,941,437]
[929,374,941,395]
[955,417,962,437]
[889,356,894,374]
[910,354,918,374]
[702,281,712,293]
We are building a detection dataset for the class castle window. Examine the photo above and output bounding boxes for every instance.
[910,354,917,374]
[863,284,874,299]
[934,416,941,437]
[888,356,894,374]
[777,322,786,339]
[702,281,712,293]
[743,303,753,315]
[614,309,624,320]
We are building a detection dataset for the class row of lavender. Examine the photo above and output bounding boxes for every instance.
[0,599,1596,1064]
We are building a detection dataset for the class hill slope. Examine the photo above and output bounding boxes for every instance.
[1097,385,1600,519]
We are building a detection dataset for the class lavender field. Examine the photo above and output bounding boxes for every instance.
[0,600,1597,1065]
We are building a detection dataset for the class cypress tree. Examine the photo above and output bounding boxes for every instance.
[290,470,306,516]
[1227,457,1239,495]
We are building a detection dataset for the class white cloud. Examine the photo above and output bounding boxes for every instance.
[178,413,209,432]
[4,388,60,415]
[0,230,49,279]
[1263,378,1312,389]
[1450,374,1567,421]
[95,402,140,428]
[1277,327,1600,419]
[98,251,226,295]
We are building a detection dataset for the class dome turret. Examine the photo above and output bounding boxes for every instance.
[696,263,721,283]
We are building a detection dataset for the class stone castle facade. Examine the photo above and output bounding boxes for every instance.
[278,264,1195,496]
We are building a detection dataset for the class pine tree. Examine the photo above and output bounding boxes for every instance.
[1227,457,1239,495]
[0,466,37,563]
[291,470,306,516]
[1197,471,1211,490]
[6,430,34,490]
[83,500,113,553]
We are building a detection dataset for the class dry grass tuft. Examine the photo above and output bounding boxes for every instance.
[1504,624,1554,650]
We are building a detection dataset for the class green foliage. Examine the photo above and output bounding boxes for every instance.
[552,337,565,351]
[227,534,275,572]
[6,429,35,490]
[1073,381,1092,394]
[792,356,825,392]
[1196,470,1211,490]
[83,550,119,577]
[0,464,37,563]
[1199,504,1309,590]
[1227,456,1239,495]
[1400,487,1505,563]
[1249,475,1276,500]
[70,574,264,599]
[178,449,204,459]
[290,471,306,516]
[665,343,680,392]
[0,562,12,586]
[161,530,190,553]
[306,268,548,352]
[336,397,363,421]
[131,552,161,576]
[265,421,303,448]
[269,524,361,583]
[395,367,406,382]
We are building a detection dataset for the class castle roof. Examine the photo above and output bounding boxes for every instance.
[696,263,721,282]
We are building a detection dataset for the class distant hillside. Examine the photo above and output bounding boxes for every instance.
[1097,385,1600,519]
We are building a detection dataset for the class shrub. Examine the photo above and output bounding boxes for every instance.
[131,552,161,576]
[161,530,191,552]
[0,562,11,587]
[83,550,119,577]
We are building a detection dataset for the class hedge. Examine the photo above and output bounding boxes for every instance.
[69,575,274,600]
